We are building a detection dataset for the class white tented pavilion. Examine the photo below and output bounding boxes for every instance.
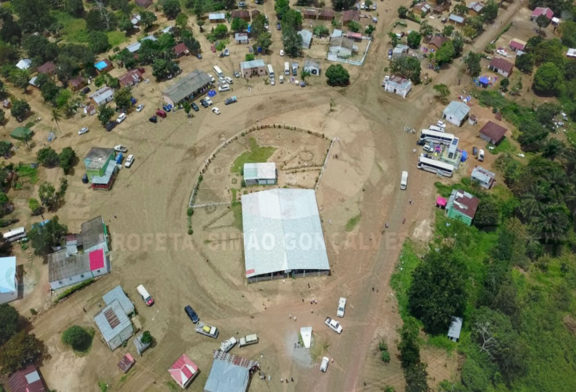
[241,189,330,283]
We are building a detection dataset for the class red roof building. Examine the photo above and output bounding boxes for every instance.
[173,43,189,57]
[231,9,250,21]
[68,75,86,91]
[89,248,105,272]
[37,61,56,75]
[429,35,448,49]
[169,354,199,389]
[509,39,526,52]
[531,7,553,20]
[342,10,360,25]
[479,121,507,145]
[318,8,335,20]
[7,365,47,392]
[302,9,317,19]
[118,69,143,88]
[345,32,362,41]
[118,353,136,373]
[488,57,514,77]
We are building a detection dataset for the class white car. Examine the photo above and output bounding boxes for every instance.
[78,127,89,135]
[116,113,127,123]
[218,84,230,92]
[211,107,221,115]
[324,317,343,334]
[136,104,144,112]
[280,49,285,56]
[205,97,213,105]
[114,145,128,153]
[320,356,330,373]
[124,154,135,168]
[224,76,233,84]
[208,74,215,83]
[337,297,347,318]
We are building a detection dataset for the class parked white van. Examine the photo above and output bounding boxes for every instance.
[400,171,408,190]
[137,285,154,306]
[478,149,485,162]
[284,62,290,75]
[320,356,330,372]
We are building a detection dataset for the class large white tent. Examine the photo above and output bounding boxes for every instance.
[0,256,17,304]
[241,189,330,282]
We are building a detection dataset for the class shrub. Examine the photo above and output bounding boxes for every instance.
[62,325,93,352]
[141,330,153,345]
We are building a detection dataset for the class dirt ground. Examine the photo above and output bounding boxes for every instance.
[0,0,531,390]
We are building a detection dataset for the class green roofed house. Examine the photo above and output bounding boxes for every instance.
[10,127,33,141]
[445,189,479,226]
[84,147,118,190]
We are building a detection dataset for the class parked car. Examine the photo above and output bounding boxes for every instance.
[211,107,221,115]
[162,104,172,112]
[114,145,128,153]
[116,113,127,123]
[156,110,167,118]
[320,356,330,373]
[205,97,213,105]
[78,127,89,135]
[218,84,230,92]
[224,76,233,84]
[239,334,259,347]
[196,53,203,59]
[220,337,237,353]
[200,98,210,108]
[276,22,281,30]
[149,115,158,123]
[234,71,241,78]
[208,74,215,83]
[225,96,237,105]
[105,122,117,132]
[184,305,199,323]
[388,49,393,59]
[280,49,285,56]
[124,154,135,168]
[337,297,347,317]
[220,48,230,57]
[136,284,153,306]
[196,323,219,338]
[191,102,199,112]
[136,104,144,112]
[324,317,343,334]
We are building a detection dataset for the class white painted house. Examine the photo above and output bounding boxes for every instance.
[383,75,412,98]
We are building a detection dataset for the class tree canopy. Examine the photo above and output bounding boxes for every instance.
[325,64,350,86]
[28,215,67,255]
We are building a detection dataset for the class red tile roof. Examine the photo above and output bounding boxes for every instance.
[429,35,448,49]
[118,69,143,87]
[479,121,507,144]
[509,39,526,51]
[37,61,56,75]
[169,354,199,388]
[489,57,514,74]
[173,42,189,56]
[342,10,359,23]
[451,190,479,219]
[231,10,250,20]
[532,7,553,19]
[89,248,105,271]
[7,365,47,392]
[319,8,335,19]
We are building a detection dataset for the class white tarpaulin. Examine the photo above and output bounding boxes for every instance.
[300,326,312,348]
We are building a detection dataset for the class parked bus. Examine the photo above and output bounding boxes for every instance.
[284,62,290,75]
[3,227,26,242]
[417,156,455,177]
[267,64,274,77]
[400,171,408,190]
[213,65,224,78]
[419,129,455,146]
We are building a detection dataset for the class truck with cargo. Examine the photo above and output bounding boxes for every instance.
[220,337,237,352]
[239,334,259,347]
[196,322,219,338]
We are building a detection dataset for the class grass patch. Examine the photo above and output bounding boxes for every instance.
[55,279,95,302]
[107,31,127,47]
[427,334,457,353]
[53,11,89,43]
[16,164,38,184]
[390,240,422,321]
[310,338,329,361]
[231,138,276,174]
[231,201,242,230]
[165,380,180,392]
[345,214,361,232]
[434,181,453,198]
[488,138,516,154]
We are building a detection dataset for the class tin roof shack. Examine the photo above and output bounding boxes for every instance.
[303,59,321,75]
[173,42,190,57]
[448,14,465,25]
[413,2,431,16]
[488,57,514,77]
[231,9,250,21]
[392,44,409,58]
[235,33,249,44]
[94,299,134,350]
[479,121,507,145]
[243,163,277,186]
[89,87,115,106]
[382,75,412,98]
[204,351,260,392]
[240,59,267,78]
[7,365,47,392]
[209,13,226,23]
[341,10,360,25]
[0,256,17,304]
[298,29,313,49]
[169,354,199,389]
[509,39,527,53]
[48,247,110,290]
[16,59,32,70]
[429,35,448,50]
[103,285,135,315]
[467,1,484,14]
[302,9,317,19]
[442,101,470,126]
[163,70,212,106]
[328,36,357,59]
[318,8,335,20]
[471,166,496,189]
[81,216,110,253]
[37,61,56,76]
[446,189,479,226]
[447,317,463,342]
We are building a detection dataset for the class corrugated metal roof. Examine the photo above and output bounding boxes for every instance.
[48,250,90,283]
[443,101,470,121]
[243,163,276,181]
[0,256,16,294]
[94,300,133,345]
[241,189,330,279]
[103,285,134,315]
[447,317,463,340]
[163,70,211,104]
[204,351,258,392]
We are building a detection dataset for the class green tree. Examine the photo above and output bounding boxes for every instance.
[533,62,563,96]
[560,20,576,47]
[365,25,375,36]
[314,25,330,37]
[40,80,60,105]
[275,0,290,17]
[390,56,421,84]
[325,64,350,86]
[152,58,180,81]
[474,197,500,228]
[282,28,302,57]
[533,38,564,67]
[213,24,228,39]
[231,17,248,32]
[175,13,189,30]
[0,192,11,217]
[332,0,356,11]
[181,29,201,55]
[161,0,181,19]
[88,31,110,54]
[37,147,59,168]
[114,87,133,111]
[64,0,84,17]
[256,32,273,53]
[407,31,421,49]
[419,21,434,38]
[28,215,67,255]
[28,198,42,216]
[140,11,157,30]
[282,9,302,30]
[464,52,482,76]
[347,21,361,33]
[251,14,267,38]
[141,330,153,344]
[453,3,469,15]
[0,331,45,375]
[536,14,551,31]
[245,53,255,61]
[59,147,77,175]
[542,138,565,160]
[398,317,420,369]
[433,84,450,103]
[408,248,467,334]
[98,106,115,126]
[443,25,454,37]
[515,53,534,74]
[0,304,20,346]
[398,6,409,18]
[62,325,93,352]
[12,0,54,33]
[405,362,428,392]
[435,41,456,66]
[11,99,31,122]
[480,0,499,23]
[0,141,12,157]
[38,182,58,211]
[535,102,561,129]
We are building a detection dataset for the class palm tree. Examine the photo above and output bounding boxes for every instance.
[51,108,62,134]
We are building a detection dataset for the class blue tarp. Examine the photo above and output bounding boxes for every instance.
[461,151,468,162]
[116,153,123,164]
[479,76,489,85]
[208,90,217,97]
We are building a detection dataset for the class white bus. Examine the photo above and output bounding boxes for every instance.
[284,62,290,75]
[3,227,26,242]
[213,65,224,78]
[419,129,455,146]
[417,156,454,177]
[400,171,408,190]
[267,64,274,77]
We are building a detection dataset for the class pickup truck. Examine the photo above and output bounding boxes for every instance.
[196,322,219,338]
[239,334,259,347]
[324,317,343,334]
[136,284,154,306]
[220,337,237,352]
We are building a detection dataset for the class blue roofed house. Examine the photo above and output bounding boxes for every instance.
[102,285,134,315]
[0,256,17,304]
[94,297,134,350]
[298,29,313,49]
[449,14,465,25]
